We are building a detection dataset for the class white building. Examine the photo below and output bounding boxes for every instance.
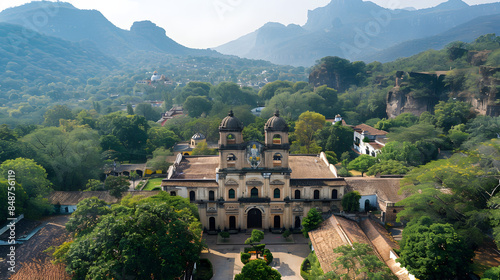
[353,124,388,157]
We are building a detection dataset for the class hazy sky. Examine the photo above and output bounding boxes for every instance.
[0,0,499,48]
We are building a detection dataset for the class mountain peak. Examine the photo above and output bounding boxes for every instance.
[130,20,166,37]
[433,0,469,11]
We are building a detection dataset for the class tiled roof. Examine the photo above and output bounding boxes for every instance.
[161,179,218,188]
[354,124,388,136]
[309,215,376,274]
[291,179,346,187]
[289,155,336,179]
[345,178,408,203]
[172,156,218,179]
[47,191,160,205]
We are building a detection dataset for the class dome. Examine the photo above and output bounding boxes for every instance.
[265,110,288,132]
[219,110,243,132]
[191,133,206,140]
[151,71,161,81]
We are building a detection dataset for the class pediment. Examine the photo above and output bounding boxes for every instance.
[225,179,239,186]
[270,180,285,185]
[246,180,263,186]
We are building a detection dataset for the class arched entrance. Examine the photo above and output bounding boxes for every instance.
[209,217,216,231]
[364,199,370,212]
[274,216,281,228]
[229,216,236,229]
[247,208,262,228]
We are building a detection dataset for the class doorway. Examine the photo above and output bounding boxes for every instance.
[247,208,262,228]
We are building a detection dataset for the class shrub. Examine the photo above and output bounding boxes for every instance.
[301,258,311,280]
[282,229,291,239]
[241,252,251,264]
[194,258,213,280]
[263,249,273,265]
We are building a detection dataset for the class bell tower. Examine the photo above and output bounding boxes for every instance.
[264,110,289,169]
[218,110,244,169]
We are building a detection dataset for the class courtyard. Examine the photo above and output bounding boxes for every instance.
[201,232,311,280]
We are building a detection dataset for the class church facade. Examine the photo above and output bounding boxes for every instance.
[162,111,346,232]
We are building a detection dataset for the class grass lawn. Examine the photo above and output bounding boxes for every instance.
[143,178,164,191]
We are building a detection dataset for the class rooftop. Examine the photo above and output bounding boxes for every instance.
[47,191,160,205]
[345,178,408,203]
[171,156,219,179]
[289,155,336,179]
[354,124,388,136]
[161,179,218,188]
[309,215,375,274]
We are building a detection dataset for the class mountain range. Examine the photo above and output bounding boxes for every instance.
[215,0,500,66]
[0,0,499,67]
[0,1,219,61]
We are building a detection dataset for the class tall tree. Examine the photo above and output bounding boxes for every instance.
[342,191,361,212]
[292,111,325,154]
[61,194,203,280]
[347,155,376,176]
[183,96,213,118]
[43,105,75,127]
[0,158,52,197]
[104,175,129,198]
[397,217,473,280]
[302,208,323,237]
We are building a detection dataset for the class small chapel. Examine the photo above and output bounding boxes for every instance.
[162,110,346,232]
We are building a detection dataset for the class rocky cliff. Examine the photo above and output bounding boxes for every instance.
[386,68,500,119]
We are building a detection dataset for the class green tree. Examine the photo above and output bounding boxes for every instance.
[65,197,111,234]
[191,141,217,155]
[146,126,179,154]
[347,155,376,176]
[332,243,396,280]
[397,217,474,280]
[483,266,500,280]
[219,231,230,241]
[104,175,129,198]
[183,96,213,118]
[84,179,104,191]
[62,194,203,280]
[22,127,102,190]
[126,104,134,115]
[258,80,294,100]
[43,105,75,127]
[376,141,423,166]
[135,103,160,121]
[235,259,282,280]
[0,158,52,197]
[374,113,418,131]
[292,111,325,154]
[302,208,323,237]
[342,191,361,212]
[0,180,28,221]
[245,229,265,246]
[366,160,411,176]
[434,100,472,131]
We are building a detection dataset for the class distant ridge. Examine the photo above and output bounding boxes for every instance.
[0,1,220,60]
[362,13,500,63]
[215,0,500,66]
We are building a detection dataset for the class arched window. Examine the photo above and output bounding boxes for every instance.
[209,217,216,231]
[228,189,235,199]
[332,189,338,199]
[364,199,370,211]
[227,134,236,144]
[251,187,258,198]
[189,191,195,202]
[365,148,370,154]
[273,153,282,167]
[273,188,280,199]
[227,153,236,167]
[273,134,281,144]
[314,190,320,199]
[294,190,301,199]
[170,191,176,196]
[209,190,215,201]
[371,151,376,157]
[295,216,301,228]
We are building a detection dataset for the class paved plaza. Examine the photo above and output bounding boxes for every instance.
[201,232,311,280]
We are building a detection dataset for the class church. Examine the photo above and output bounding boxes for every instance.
[161,110,347,232]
